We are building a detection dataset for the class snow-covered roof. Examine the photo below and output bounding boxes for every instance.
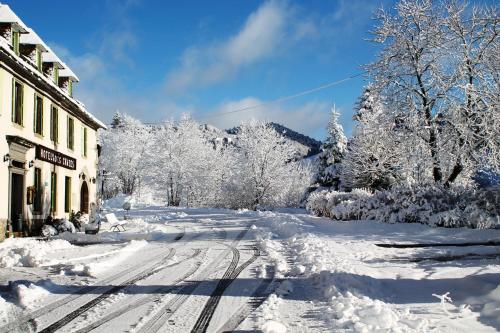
[19,27,48,52]
[42,47,64,68]
[0,4,28,32]
[0,4,104,129]
[59,65,79,82]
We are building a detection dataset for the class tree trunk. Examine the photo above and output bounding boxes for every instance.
[416,70,443,183]
[445,158,463,187]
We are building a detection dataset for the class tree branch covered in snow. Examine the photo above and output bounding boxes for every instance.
[99,116,313,209]
[364,0,499,186]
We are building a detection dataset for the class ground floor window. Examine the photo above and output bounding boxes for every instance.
[51,172,57,213]
[34,167,42,212]
[64,176,71,213]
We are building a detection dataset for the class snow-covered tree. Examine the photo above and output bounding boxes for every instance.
[353,85,383,122]
[317,107,347,189]
[99,112,150,195]
[100,114,314,209]
[236,121,313,209]
[367,0,499,186]
[145,116,214,206]
[440,2,500,183]
[341,90,403,190]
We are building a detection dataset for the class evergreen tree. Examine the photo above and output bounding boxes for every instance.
[317,107,347,189]
[111,111,123,129]
[353,85,381,122]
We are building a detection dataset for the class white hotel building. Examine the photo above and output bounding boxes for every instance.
[0,5,106,240]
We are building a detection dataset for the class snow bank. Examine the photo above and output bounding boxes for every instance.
[253,211,432,332]
[478,285,500,328]
[314,271,428,332]
[0,238,73,268]
[261,320,287,333]
[0,295,14,326]
[257,211,305,238]
[14,282,50,309]
[68,240,148,277]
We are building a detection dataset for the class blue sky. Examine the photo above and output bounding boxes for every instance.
[4,0,489,139]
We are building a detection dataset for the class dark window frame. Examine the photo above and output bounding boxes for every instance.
[50,105,58,142]
[67,116,74,150]
[34,167,42,212]
[64,176,71,213]
[51,172,57,213]
[12,79,23,126]
[34,94,43,135]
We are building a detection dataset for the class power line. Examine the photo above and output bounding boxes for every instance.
[129,71,365,126]
[198,71,366,121]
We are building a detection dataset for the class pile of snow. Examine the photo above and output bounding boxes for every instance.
[476,285,500,328]
[261,319,287,333]
[0,238,73,268]
[258,294,287,332]
[0,296,15,326]
[66,240,148,277]
[257,238,288,277]
[257,211,305,238]
[252,212,433,332]
[13,282,51,309]
[313,272,428,332]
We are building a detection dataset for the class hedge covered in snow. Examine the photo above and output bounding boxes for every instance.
[306,185,500,229]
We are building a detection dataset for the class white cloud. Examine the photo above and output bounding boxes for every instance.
[165,1,296,93]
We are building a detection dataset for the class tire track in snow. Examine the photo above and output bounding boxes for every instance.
[38,247,177,333]
[135,226,249,333]
[216,266,280,333]
[72,248,205,333]
[191,245,261,333]
[0,228,187,333]
[136,246,240,333]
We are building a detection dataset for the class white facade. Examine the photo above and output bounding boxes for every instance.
[0,4,105,239]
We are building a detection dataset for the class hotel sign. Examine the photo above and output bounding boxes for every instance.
[36,145,76,170]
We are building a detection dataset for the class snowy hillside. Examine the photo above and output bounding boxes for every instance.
[225,122,321,158]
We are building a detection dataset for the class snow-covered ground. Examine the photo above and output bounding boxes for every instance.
[0,205,498,332]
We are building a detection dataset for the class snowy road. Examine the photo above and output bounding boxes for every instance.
[0,206,499,332]
[0,208,280,333]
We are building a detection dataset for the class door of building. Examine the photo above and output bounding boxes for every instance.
[10,173,24,232]
[80,181,89,213]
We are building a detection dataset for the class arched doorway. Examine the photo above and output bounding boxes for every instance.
[80,181,89,213]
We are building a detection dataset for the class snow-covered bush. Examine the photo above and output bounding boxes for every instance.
[307,185,499,229]
[306,189,372,219]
